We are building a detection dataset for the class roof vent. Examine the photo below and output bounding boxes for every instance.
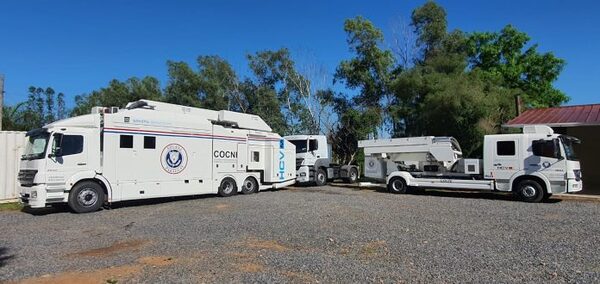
[523,125,554,135]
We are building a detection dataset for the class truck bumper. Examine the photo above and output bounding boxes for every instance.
[567,179,583,193]
[20,185,67,208]
[19,185,48,208]
[295,166,311,183]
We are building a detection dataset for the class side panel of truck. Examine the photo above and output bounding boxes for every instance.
[104,121,216,201]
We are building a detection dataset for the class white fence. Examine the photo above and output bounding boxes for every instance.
[0,131,26,201]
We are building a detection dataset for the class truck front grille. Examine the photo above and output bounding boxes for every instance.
[18,169,38,187]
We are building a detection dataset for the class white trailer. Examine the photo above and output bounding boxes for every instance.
[18,100,296,213]
[359,125,583,202]
[285,135,359,186]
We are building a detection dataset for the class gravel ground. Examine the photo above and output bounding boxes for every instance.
[1,185,599,283]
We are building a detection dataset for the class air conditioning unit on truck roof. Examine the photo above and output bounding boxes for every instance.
[18,100,296,213]
[359,125,583,203]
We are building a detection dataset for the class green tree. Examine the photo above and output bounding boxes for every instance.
[165,56,242,111]
[411,0,447,59]
[197,55,240,111]
[327,94,380,165]
[246,48,324,135]
[238,79,287,135]
[22,86,66,129]
[72,76,162,116]
[467,25,568,107]
[335,16,394,110]
[1,102,28,131]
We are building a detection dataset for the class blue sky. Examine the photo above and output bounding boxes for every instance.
[1,0,599,108]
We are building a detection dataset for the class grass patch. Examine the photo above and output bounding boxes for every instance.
[0,202,23,212]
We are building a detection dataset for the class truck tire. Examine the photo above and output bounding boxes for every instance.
[218,177,237,197]
[388,177,407,194]
[241,177,258,194]
[346,168,358,184]
[315,169,327,186]
[516,180,544,203]
[68,181,105,213]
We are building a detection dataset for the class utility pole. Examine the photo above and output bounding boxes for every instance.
[0,74,4,131]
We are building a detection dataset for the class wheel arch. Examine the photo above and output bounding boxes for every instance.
[70,178,110,202]
[511,174,550,194]
[386,171,414,186]
[66,171,112,202]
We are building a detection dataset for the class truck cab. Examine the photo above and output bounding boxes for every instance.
[285,135,359,185]
[483,125,582,197]
[19,114,103,209]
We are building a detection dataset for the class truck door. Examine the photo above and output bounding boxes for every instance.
[528,138,566,190]
[46,131,89,191]
[491,139,520,184]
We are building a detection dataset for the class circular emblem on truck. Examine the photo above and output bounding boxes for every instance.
[161,143,188,174]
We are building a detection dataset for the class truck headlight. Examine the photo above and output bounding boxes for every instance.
[31,191,37,198]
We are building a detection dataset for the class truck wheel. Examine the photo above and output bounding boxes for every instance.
[347,168,358,184]
[315,169,327,186]
[68,181,105,213]
[241,177,258,194]
[388,177,407,194]
[516,180,544,203]
[218,177,237,197]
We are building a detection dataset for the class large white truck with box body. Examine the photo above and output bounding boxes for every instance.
[18,100,296,212]
[359,125,582,202]
[285,135,359,186]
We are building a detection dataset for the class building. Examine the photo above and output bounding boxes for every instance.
[505,104,600,195]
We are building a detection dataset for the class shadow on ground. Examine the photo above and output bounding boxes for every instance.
[0,247,14,268]
[329,183,562,203]
[21,193,222,216]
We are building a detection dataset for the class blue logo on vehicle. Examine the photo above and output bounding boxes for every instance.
[166,150,183,168]
[161,144,188,174]
[279,139,285,180]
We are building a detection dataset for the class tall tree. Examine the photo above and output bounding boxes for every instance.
[246,48,328,135]
[411,0,447,59]
[331,16,395,163]
[335,16,394,110]
[22,86,66,129]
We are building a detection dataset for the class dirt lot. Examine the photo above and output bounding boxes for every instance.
[1,185,599,283]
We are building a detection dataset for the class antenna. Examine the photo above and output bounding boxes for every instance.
[0,74,4,131]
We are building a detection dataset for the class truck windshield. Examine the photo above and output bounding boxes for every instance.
[22,129,50,160]
[560,135,579,161]
[289,140,308,153]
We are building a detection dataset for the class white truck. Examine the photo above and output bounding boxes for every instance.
[18,100,296,213]
[284,135,359,186]
[359,125,583,202]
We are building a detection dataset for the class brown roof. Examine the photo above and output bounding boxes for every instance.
[505,104,600,127]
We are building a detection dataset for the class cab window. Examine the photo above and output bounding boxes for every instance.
[496,141,515,156]
[61,135,84,156]
[532,139,559,159]
[309,139,318,151]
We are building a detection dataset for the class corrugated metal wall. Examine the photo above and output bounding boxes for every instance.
[0,131,26,201]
